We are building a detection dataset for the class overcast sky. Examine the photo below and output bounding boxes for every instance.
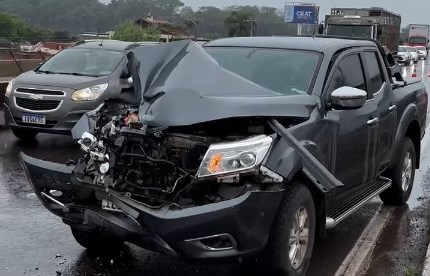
[181,0,427,26]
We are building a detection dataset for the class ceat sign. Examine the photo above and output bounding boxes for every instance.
[284,3,318,24]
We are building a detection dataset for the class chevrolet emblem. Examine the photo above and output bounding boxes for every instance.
[29,94,43,100]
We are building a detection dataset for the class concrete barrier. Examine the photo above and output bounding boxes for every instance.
[0,60,40,77]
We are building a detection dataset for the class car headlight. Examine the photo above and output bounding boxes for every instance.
[71,83,108,101]
[5,78,14,97]
[196,135,273,179]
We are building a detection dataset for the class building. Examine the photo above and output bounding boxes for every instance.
[134,16,193,42]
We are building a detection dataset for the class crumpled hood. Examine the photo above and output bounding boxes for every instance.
[128,40,317,126]
[14,70,110,90]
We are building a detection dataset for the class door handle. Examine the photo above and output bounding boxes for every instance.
[367,118,379,126]
[388,104,397,112]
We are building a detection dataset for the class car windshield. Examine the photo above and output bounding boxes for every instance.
[37,48,125,77]
[409,47,418,52]
[204,47,320,95]
[417,46,426,50]
[399,46,408,52]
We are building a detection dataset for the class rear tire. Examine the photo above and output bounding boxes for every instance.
[264,183,316,276]
[12,129,38,140]
[71,227,124,253]
[380,137,416,206]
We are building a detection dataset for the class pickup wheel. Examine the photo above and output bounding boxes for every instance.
[265,183,316,276]
[12,129,38,140]
[380,137,416,206]
[71,227,124,253]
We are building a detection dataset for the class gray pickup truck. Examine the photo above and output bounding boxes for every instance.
[21,37,427,276]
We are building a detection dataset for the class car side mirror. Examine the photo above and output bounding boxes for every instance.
[330,86,367,110]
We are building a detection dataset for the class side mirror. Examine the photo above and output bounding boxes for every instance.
[127,77,133,84]
[318,24,324,35]
[330,86,367,110]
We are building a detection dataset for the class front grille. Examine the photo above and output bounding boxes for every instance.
[15,87,65,96]
[15,97,61,111]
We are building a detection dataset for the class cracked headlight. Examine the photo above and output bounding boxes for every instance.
[196,135,273,179]
[71,83,108,101]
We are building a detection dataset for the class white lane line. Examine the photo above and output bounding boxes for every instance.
[334,205,394,276]
[422,246,430,276]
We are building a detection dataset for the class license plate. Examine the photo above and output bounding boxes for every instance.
[102,199,123,213]
[22,113,46,125]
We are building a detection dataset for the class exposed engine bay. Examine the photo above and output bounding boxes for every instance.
[72,106,284,209]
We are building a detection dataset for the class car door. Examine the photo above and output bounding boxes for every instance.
[361,50,396,175]
[323,51,378,188]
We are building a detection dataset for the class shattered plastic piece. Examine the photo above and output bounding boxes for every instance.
[110,259,114,265]
[58,259,66,265]
[55,254,63,258]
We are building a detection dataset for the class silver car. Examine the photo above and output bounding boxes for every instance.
[416,46,428,59]
[3,41,138,140]
[395,46,412,65]
[408,46,419,63]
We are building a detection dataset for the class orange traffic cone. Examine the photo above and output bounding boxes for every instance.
[412,66,417,78]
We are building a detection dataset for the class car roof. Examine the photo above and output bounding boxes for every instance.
[204,36,377,52]
[72,40,139,51]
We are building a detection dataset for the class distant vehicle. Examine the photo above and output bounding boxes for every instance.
[394,45,412,65]
[415,46,428,59]
[408,46,419,63]
[323,7,401,51]
[408,24,430,50]
[3,40,140,140]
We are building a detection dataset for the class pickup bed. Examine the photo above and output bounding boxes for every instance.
[20,37,427,276]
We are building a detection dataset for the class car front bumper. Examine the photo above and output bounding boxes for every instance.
[20,152,285,261]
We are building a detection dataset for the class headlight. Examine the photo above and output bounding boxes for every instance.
[71,83,108,101]
[5,78,14,97]
[196,135,273,179]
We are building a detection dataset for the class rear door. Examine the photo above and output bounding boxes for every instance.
[361,49,396,174]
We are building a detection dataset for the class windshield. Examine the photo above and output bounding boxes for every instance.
[408,47,417,52]
[417,46,426,50]
[37,48,125,77]
[409,36,427,44]
[204,47,320,95]
[327,25,372,37]
[399,46,408,52]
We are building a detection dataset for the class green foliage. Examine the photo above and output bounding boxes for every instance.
[224,10,257,37]
[111,21,160,42]
[0,12,51,41]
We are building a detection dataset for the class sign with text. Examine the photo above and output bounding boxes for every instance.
[284,4,318,24]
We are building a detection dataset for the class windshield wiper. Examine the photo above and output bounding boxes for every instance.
[57,72,99,77]
[36,69,56,74]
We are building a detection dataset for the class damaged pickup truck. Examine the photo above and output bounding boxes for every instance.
[21,37,427,275]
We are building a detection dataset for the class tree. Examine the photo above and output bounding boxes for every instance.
[0,12,51,41]
[224,10,257,37]
[111,21,160,42]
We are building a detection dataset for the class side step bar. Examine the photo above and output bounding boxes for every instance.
[326,177,392,229]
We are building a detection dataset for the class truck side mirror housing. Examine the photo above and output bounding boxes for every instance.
[330,86,367,110]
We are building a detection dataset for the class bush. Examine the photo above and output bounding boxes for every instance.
[111,21,160,42]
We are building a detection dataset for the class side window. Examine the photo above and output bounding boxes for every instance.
[364,52,384,94]
[327,53,366,93]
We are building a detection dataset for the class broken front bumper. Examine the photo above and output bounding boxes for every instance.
[20,152,284,261]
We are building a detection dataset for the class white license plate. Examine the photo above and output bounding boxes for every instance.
[102,199,123,213]
[22,114,46,125]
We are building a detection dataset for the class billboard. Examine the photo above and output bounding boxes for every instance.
[284,3,318,24]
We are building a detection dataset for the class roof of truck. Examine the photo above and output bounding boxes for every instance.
[204,36,377,52]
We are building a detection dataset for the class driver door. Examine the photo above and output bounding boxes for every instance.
[324,51,379,189]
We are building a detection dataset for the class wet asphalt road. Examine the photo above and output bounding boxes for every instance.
[0,61,430,276]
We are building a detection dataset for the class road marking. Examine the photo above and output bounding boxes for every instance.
[334,205,394,276]
[422,245,430,276]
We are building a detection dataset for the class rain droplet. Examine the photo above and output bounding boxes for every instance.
[110,259,114,265]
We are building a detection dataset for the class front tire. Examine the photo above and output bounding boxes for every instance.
[265,183,316,276]
[12,129,38,140]
[71,227,124,253]
[380,137,416,206]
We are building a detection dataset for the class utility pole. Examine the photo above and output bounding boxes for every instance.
[243,19,256,37]
[187,19,200,42]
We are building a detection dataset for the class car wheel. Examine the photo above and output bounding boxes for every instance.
[265,183,316,276]
[380,137,416,206]
[71,227,124,253]
[12,129,38,140]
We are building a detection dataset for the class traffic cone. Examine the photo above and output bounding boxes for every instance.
[412,66,417,78]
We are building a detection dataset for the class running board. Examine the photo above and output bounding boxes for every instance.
[325,177,392,229]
